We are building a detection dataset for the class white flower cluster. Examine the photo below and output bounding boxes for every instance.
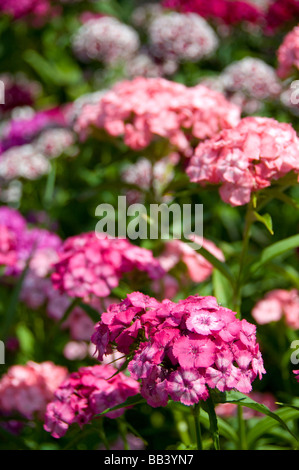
[148,12,219,63]
[72,16,140,65]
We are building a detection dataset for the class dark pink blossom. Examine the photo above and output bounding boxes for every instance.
[51,232,165,301]
[92,292,265,407]
[44,364,140,438]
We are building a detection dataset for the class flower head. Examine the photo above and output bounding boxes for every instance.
[92,292,265,407]
[187,116,299,206]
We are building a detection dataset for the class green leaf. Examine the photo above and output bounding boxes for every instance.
[79,302,101,323]
[212,269,233,309]
[250,234,299,275]
[1,262,29,340]
[222,391,299,443]
[247,407,299,448]
[95,394,146,417]
[253,211,274,235]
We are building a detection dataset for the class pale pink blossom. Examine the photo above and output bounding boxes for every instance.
[158,236,225,283]
[0,361,68,420]
[187,116,299,206]
[277,25,299,79]
[75,77,241,156]
[252,289,299,329]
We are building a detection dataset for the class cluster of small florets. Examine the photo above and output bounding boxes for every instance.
[186,116,299,206]
[44,364,140,438]
[162,0,264,25]
[121,154,179,203]
[0,361,68,420]
[72,16,140,66]
[148,12,219,64]
[0,107,67,154]
[74,77,241,156]
[91,292,265,408]
[277,25,299,79]
[51,232,165,301]
[252,289,299,329]
[0,144,50,181]
[201,57,282,114]
[220,57,282,102]
[0,206,62,276]
[0,108,75,182]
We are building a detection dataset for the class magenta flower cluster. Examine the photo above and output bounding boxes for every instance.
[51,232,165,300]
[162,0,264,26]
[44,364,140,438]
[91,292,265,408]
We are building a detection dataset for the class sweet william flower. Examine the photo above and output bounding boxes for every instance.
[74,77,240,156]
[277,25,299,79]
[92,292,266,408]
[187,116,299,206]
[51,232,165,301]
[0,361,68,420]
[44,364,140,438]
[252,289,299,329]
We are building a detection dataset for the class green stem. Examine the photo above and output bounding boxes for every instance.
[172,409,191,447]
[237,406,247,450]
[192,404,203,450]
[233,198,255,317]
[206,395,220,450]
[99,419,110,450]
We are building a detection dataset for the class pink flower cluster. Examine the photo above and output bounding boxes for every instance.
[72,16,140,65]
[51,232,165,301]
[0,206,61,275]
[162,0,264,25]
[148,12,219,63]
[44,364,140,438]
[75,77,241,156]
[91,292,265,408]
[0,361,68,420]
[158,236,225,284]
[0,206,74,323]
[277,25,299,79]
[186,116,299,206]
[0,225,18,267]
[252,289,299,329]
